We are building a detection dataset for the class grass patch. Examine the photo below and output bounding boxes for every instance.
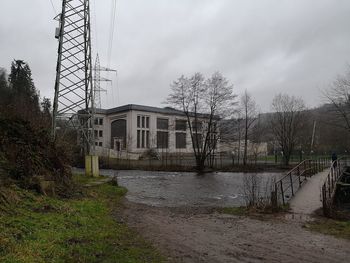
[306,219,350,241]
[217,207,248,216]
[0,175,165,263]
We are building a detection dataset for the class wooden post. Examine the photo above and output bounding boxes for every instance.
[280,181,285,206]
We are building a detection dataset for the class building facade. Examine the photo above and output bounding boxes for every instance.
[92,104,213,159]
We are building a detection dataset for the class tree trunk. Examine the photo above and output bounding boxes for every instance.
[243,121,248,166]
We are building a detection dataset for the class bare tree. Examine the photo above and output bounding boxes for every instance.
[166,72,236,171]
[240,90,258,165]
[270,94,306,166]
[324,69,350,132]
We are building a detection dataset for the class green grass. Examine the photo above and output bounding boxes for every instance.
[306,219,350,241]
[0,175,165,263]
[217,207,248,216]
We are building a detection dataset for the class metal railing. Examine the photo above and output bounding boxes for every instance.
[272,158,329,207]
[321,157,349,217]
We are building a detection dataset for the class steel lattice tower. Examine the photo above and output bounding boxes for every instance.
[94,54,101,109]
[52,0,94,154]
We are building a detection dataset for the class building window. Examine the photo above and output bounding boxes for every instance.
[157,118,169,130]
[157,131,169,149]
[175,120,186,131]
[111,119,127,151]
[146,131,150,148]
[137,115,150,149]
[193,133,202,149]
[94,118,103,125]
[192,120,202,131]
[98,142,103,147]
[176,133,186,149]
[99,130,103,138]
[94,130,98,138]
[137,130,140,148]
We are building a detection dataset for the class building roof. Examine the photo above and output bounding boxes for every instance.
[96,104,213,118]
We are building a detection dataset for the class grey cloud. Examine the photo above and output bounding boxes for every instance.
[1,0,350,112]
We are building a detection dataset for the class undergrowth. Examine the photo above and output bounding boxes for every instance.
[0,175,165,263]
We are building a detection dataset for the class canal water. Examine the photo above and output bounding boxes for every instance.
[96,169,282,207]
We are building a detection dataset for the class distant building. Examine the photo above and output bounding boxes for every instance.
[90,104,217,159]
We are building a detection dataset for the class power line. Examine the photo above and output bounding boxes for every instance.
[93,0,99,52]
[106,0,117,106]
[49,0,57,15]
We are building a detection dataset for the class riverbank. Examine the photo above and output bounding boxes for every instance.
[0,175,164,262]
[122,201,350,263]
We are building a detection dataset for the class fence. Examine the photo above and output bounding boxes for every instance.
[98,153,300,171]
[272,158,329,207]
[321,157,349,217]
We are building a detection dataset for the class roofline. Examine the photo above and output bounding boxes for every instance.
[94,104,214,118]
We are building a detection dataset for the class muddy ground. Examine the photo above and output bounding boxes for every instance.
[121,201,350,263]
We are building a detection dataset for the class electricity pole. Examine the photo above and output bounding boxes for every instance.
[52,0,94,155]
[93,53,117,109]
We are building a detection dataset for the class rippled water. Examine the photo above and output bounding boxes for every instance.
[93,169,282,207]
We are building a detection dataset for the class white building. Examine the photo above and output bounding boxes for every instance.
[92,104,214,159]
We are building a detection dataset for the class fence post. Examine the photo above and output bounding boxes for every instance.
[289,173,294,196]
[328,173,331,199]
[280,181,285,206]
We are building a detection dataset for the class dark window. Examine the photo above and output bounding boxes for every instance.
[146,117,149,128]
[99,130,103,137]
[94,118,98,125]
[98,142,103,147]
[146,131,150,148]
[192,121,202,131]
[142,130,145,148]
[157,118,169,130]
[99,118,103,125]
[95,142,98,146]
[142,116,145,128]
[111,119,127,150]
[157,131,169,148]
[193,133,202,149]
[137,116,140,128]
[94,130,98,138]
[176,133,186,149]
[137,130,140,148]
[175,120,187,131]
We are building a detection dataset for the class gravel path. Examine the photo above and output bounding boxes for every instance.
[122,201,350,263]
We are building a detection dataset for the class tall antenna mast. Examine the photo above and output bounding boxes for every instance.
[52,0,94,154]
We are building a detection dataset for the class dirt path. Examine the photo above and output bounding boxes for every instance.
[121,201,350,263]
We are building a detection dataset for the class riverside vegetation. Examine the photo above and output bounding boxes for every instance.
[0,61,165,262]
[0,175,165,262]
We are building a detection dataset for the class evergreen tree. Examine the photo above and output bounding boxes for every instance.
[0,67,11,110]
[8,60,40,115]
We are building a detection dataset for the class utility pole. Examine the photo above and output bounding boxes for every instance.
[52,0,98,176]
[310,120,317,155]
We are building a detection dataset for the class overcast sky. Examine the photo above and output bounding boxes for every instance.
[1,0,350,112]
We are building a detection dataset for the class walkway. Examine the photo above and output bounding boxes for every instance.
[290,170,329,215]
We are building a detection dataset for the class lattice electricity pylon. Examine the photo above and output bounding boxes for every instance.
[52,0,95,154]
[93,53,117,109]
